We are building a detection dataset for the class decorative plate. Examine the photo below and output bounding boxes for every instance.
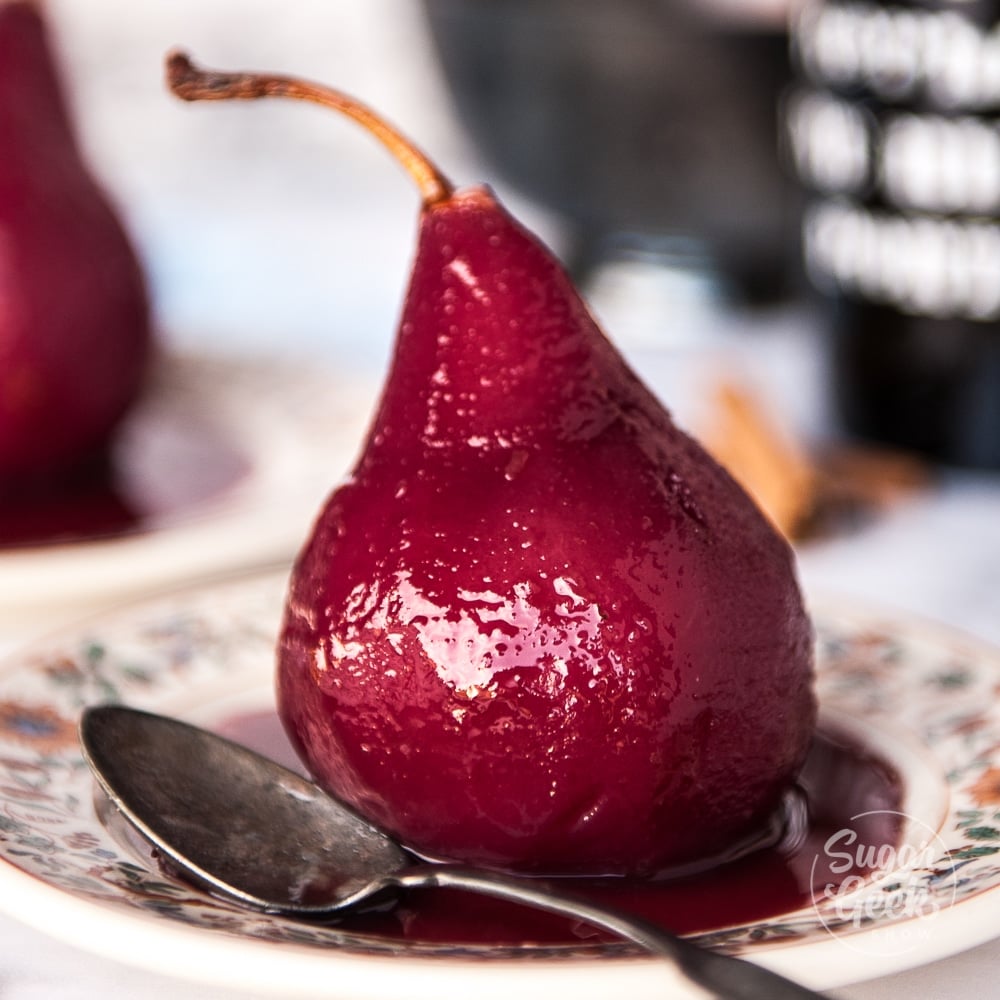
[0,353,373,635]
[0,572,999,998]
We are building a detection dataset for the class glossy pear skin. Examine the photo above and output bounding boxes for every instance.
[278,187,815,876]
[0,1,149,491]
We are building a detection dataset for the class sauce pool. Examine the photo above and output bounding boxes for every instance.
[0,431,249,549]
[217,709,903,947]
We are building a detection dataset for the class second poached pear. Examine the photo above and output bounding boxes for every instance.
[0,2,150,494]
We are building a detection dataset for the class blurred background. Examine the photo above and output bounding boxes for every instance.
[45,0,488,371]
[25,0,998,643]
[43,0,810,386]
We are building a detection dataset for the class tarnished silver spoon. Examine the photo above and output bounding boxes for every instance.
[79,704,828,1000]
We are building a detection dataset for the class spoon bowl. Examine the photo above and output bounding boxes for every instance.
[79,704,827,999]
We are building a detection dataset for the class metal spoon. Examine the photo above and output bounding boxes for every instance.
[79,704,828,1000]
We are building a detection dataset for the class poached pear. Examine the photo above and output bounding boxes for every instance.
[169,54,815,877]
[0,1,149,496]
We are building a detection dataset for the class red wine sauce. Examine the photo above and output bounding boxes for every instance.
[0,434,249,549]
[217,709,903,947]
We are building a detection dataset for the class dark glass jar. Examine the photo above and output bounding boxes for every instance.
[787,0,1000,467]
[422,0,801,303]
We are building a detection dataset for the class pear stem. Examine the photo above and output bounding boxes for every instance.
[165,51,454,207]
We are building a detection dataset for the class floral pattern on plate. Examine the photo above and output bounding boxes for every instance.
[1,572,1000,973]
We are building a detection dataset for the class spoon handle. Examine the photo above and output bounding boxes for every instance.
[390,865,829,1000]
